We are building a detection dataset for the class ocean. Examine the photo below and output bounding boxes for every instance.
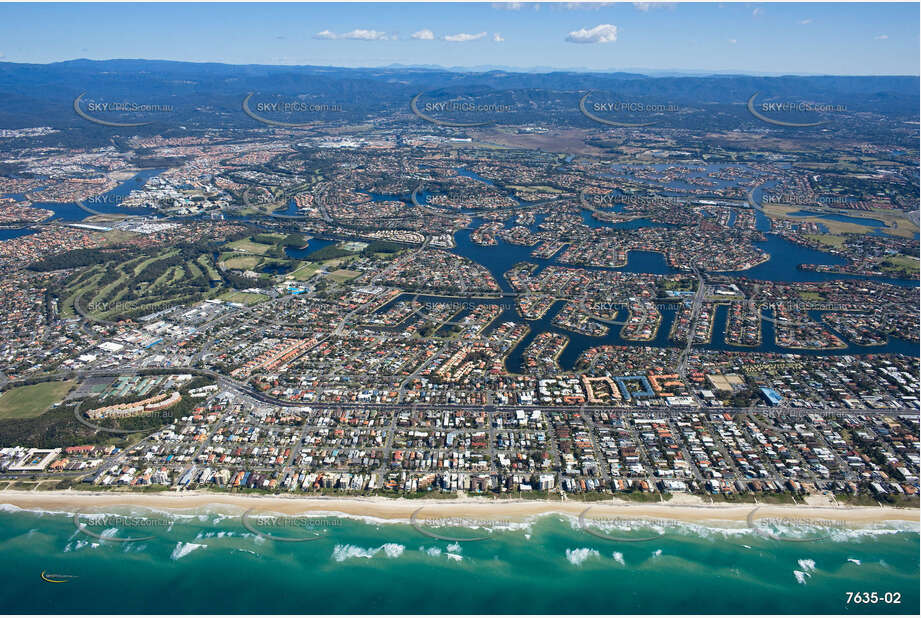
[0,505,917,615]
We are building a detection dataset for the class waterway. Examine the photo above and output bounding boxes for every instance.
[23,168,167,222]
[283,238,337,260]
[0,227,38,242]
[430,222,920,370]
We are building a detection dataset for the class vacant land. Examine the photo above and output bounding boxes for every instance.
[224,238,273,255]
[218,291,270,305]
[879,255,920,277]
[0,381,76,419]
[220,254,262,270]
[764,203,919,239]
[803,233,846,249]
[329,268,362,282]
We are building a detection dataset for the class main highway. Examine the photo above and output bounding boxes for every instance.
[7,367,917,419]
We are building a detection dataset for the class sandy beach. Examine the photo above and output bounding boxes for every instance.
[2,489,917,527]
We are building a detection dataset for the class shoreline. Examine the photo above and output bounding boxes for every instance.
[1,489,918,528]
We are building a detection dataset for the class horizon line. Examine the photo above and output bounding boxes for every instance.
[0,57,918,78]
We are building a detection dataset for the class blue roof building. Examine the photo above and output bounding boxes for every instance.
[759,387,784,406]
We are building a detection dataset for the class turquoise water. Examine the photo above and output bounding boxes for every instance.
[1,506,917,614]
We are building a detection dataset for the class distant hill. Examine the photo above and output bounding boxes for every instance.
[0,58,916,145]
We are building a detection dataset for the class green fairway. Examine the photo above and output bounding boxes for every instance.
[53,244,226,321]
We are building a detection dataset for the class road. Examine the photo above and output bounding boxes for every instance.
[6,367,918,419]
[677,266,705,382]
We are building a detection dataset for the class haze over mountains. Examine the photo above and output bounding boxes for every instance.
[0,58,916,147]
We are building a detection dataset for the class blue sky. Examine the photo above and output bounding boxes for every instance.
[0,2,917,75]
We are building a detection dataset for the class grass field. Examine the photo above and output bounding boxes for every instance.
[288,263,321,281]
[225,238,273,255]
[218,291,270,305]
[55,244,226,321]
[329,268,362,282]
[764,203,919,239]
[803,233,846,249]
[0,381,76,419]
[505,185,565,193]
[879,255,920,277]
[220,254,262,270]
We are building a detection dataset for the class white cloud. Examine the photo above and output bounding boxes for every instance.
[442,32,487,42]
[728,38,737,44]
[491,2,523,9]
[411,29,435,40]
[343,29,392,41]
[633,2,676,11]
[566,24,618,44]
[874,34,888,40]
[752,7,764,17]
[797,18,813,25]
[561,2,615,10]
[493,33,505,43]
[313,29,392,41]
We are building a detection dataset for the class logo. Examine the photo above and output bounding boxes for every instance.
[578,92,657,128]
[72,512,158,543]
[41,571,79,584]
[746,92,828,128]
[745,506,845,543]
[73,92,171,127]
[240,509,330,542]
[577,506,666,542]
[410,92,496,127]
[241,93,342,128]
[409,507,491,542]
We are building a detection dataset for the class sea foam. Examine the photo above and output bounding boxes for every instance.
[170,541,206,560]
[565,547,600,566]
[332,543,405,562]
[797,558,816,573]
